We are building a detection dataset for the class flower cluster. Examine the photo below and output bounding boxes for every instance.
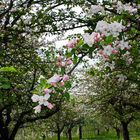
[66,38,78,48]
[95,21,125,37]
[31,74,70,113]
[56,56,72,67]
[82,32,104,47]
[31,92,54,113]
[88,5,104,15]
[114,40,131,50]
[116,1,137,14]
[98,44,118,60]
[47,74,69,87]
[122,51,133,65]
[104,61,115,71]
[116,74,127,83]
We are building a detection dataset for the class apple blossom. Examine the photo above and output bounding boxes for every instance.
[116,1,137,14]
[47,74,61,85]
[115,40,131,50]
[31,94,40,102]
[82,32,102,47]
[63,75,69,82]
[60,81,65,86]
[109,21,125,37]
[95,20,124,37]
[95,20,110,36]
[33,105,41,113]
[47,103,54,109]
[116,74,127,83]
[44,88,52,94]
[66,38,77,48]
[61,62,66,67]
[57,56,62,62]
[89,5,104,15]
[105,61,115,70]
[38,94,50,106]
[66,58,72,65]
[56,61,62,67]
[103,45,116,56]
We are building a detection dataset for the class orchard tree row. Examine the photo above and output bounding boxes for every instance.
[0,0,139,140]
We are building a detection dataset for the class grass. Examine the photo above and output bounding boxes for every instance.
[15,126,140,140]
[46,132,140,140]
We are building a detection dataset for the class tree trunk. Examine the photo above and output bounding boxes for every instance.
[79,125,82,140]
[0,125,9,140]
[57,131,61,140]
[97,129,100,135]
[121,122,129,140]
[105,127,109,133]
[68,128,72,140]
[115,128,120,140]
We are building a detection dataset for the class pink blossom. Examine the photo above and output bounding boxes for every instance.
[33,105,41,113]
[66,39,77,48]
[112,49,118,54]
[31,94,40,102]
[50,82,57,87]
[94,37,99,42]
[98,50,104,55]
[47,103,54,109]
[101,33,105,37]
[57,56,62,62]
[63,75,69,82]
[60,81,65,86]
[48,74,61,84]
[56,62,62,67]
[44,88,52,94]
[103,55,109,60]
[66,58,72,65]
[61,62,65,67]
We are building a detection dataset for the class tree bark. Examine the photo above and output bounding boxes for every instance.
[97,129,100,135]
[79,125,82,140]
[121,122,130,140]
[68,128,72,140]
[57,131,61,140]
[115,128,120,140]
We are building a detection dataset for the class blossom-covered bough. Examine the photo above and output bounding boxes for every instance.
[31,1,139,139]
[31,1,139,115]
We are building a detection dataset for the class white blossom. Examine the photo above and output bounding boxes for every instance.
[116,1,137,14]
[115,40,131,50]
[95,20,110,36]
[33,105,41,113]
[47,74,61,84]
[103,45,114,56]
[82,32,101,47]
[31,94,40,102]
[116,74,127,82]
[105,61,115,70]
[89,5,104,15]
[82,33,94,46]
[95,20,124,37]
[109,21,125,37]
[38,94,50,106]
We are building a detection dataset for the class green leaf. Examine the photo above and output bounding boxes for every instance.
[63,92,70,100]
[0,83,11,89]
[0,66,17,73]
[77,39,84,47]
[104,36,113,45]
[73,54,78,64]
[65,81,71,88]
[82,44,89,50]
[40,78,47,88]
